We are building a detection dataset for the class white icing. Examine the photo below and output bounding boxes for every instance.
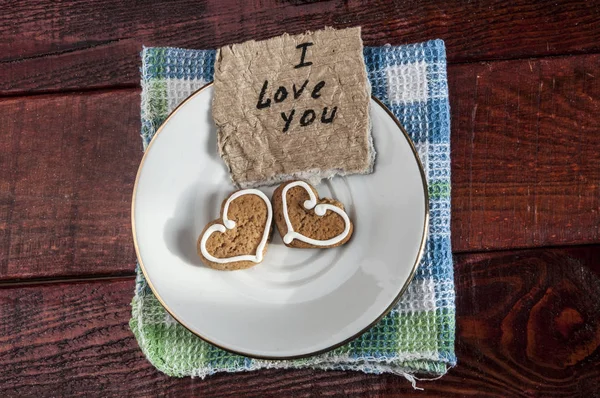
[281,181,351,246]
[200,189,272,264]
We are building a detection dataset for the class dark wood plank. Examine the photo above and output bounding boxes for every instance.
[2,0,600,94]
[1,54,598,279]
[0,38,141,96]
[0,246,598,396]
[453,245,600,397]
[449,54,600,252]
[0,89,142,281]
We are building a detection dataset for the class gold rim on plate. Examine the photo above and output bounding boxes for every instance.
[131,81,430,360]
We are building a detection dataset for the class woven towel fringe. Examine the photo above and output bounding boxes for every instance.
[402,372,423,390]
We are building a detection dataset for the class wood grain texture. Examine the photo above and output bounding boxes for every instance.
[453,245,600,397]
[2,0,599,395]
[2,0,600,94]
[1,54,598,279]
[0,89,142,281]
[449,54,600,251]
[0,246,598,397]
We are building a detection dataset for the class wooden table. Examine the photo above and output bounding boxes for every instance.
[1,1,599,396]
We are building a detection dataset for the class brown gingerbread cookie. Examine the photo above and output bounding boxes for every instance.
[272,180,353,248]
[197,189,273,270]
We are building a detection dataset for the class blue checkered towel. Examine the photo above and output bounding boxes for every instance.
[131,39,455,386]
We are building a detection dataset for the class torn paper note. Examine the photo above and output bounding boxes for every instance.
[212,27,374,188]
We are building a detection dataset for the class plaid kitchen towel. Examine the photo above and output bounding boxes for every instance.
[130,39,456,386]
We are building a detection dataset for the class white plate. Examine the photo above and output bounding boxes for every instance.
[132,83,428,359]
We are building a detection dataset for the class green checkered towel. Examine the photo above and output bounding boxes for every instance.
[130,39,456,387]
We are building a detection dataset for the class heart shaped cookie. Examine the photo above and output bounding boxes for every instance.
[273,180,353,248]
[197,189,272,270]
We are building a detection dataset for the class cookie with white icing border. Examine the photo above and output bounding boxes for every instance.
[273,180,353,249]
[197,189,273,270]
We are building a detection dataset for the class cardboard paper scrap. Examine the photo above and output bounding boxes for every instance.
[213,27,374,187]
